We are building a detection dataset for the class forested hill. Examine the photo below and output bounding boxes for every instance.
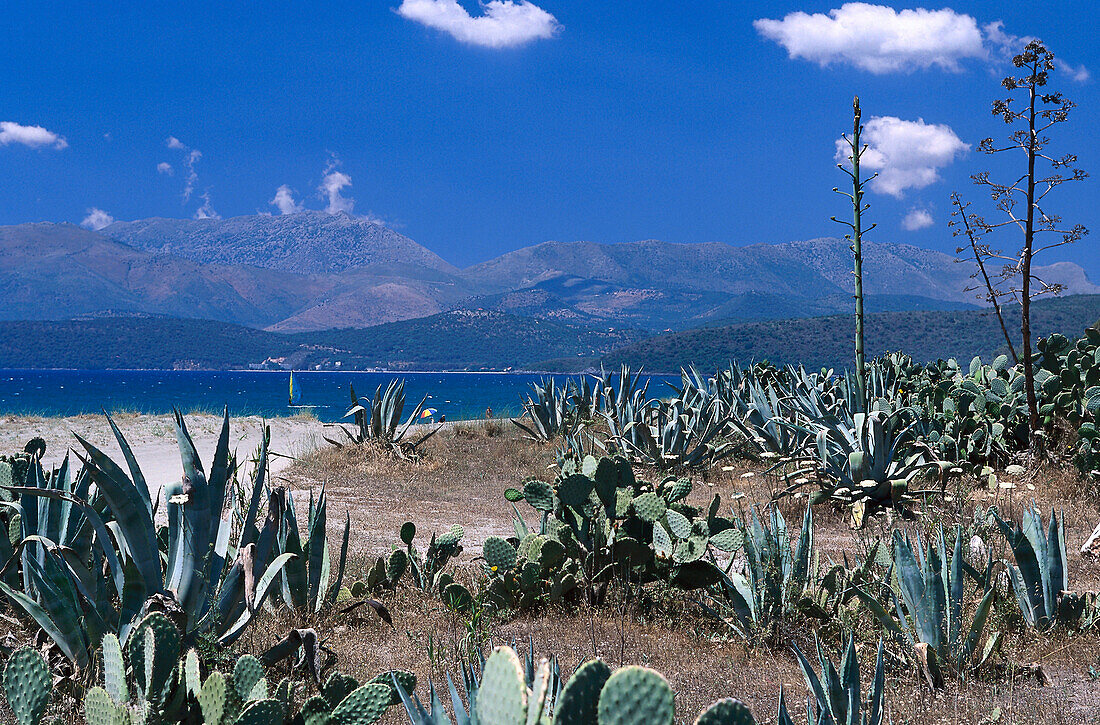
[593,294,1100,373]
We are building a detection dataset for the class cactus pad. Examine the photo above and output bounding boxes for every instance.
[597,666,674,725]
[323,672,361,710]
[386,548,408,583]
[2,648,50,725]
[84,687,124,725]
[692,698,756,725]
[198,671,228,724]
[298,695,333,725]
[443,582,474,612]
[553,658,610,725]
[126,612,180,706]
[631,493,666,523]
[476,647,527,725]
[329,683,391,724]
[101,634,128,704]
[399,521,416,546]
[483,536,518,571]
[558,474,594,510]
[709,528,744,553]
[522,480,555,512]
[663,477,692,504]
[368,670,416,706]
[436,525,464,549]
[233,698,286,725]
[232,655,266,702]
[664,509,691,539]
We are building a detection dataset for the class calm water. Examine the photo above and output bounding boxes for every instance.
[0,370,677,423]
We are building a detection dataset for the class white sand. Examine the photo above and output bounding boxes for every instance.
[0,412,324,499]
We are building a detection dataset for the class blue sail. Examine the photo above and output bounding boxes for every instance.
[289,371,301,405]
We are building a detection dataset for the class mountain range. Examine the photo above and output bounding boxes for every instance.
[2,211,1098,335]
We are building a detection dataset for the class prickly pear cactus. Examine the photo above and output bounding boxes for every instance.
[84,687,127,725]
[553,659,610,725]
[126,612,181,708]
[232,655,267,703]
[330,683,391,724]
[198,672,229,725]
[3,647,51,725]
[476,647,528,725]
[367,670,416,706]
[101,634,128,705]
[233,698,285,725]
[596,665,674,725]
[631,492,666,523]
[692,698,757,725]
[483,536,518,572]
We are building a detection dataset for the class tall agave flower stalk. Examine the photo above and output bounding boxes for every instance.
[832,96,877,413]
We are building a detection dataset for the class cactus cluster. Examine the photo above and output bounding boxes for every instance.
[490,454,737,609]
[399,645,761,725]
[0,610,410,725]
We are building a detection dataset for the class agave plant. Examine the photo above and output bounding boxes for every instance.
[853,527,996,688]
[777,409,941,524]
[513,377,578,442]
[0,410,295,673]
[273,485,351,614]
[786,635,886,725]
[708,506,815,639]
[326,380,440,459]
[992,506,1080,629]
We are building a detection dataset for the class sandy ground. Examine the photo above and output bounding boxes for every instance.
[0,412,324,499]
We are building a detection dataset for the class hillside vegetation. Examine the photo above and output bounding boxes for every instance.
[0,310,647,370]
[598,293,1100,372]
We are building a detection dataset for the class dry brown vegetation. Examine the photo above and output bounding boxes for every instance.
[265,421,1100,724]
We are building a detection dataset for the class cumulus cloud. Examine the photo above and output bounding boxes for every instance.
[80,208,115,231]
[901,207,934,231]
[270,184,303,215]
[0,121,68,149]
[166,136,186,150]
[1055,58,1091,83]
[319,162,355,214]
[157,162,173,175]
[836,116,967,198]
[193,191,220,220]
[396,0,560,49]
[755,4,986,73]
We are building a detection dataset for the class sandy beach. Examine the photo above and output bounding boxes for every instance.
[0,412,325,498]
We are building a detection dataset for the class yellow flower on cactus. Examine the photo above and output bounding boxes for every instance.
[491,566,498,572]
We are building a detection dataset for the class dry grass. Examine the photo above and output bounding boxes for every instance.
[275,430,1100,724]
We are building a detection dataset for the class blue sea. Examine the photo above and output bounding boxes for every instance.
[0,370,678,423]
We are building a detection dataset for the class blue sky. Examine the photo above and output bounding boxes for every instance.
[1,2,1096,276]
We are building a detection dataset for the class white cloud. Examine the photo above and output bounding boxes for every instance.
[193,191,220,220]
[80,208,115,231]
[319,164,355,214]
[901,207,934,231]
[270,184,303,215]
[0,121,68,149]
[182,150,202,202]
[166,136,185,150]
[836,116,967,198]
[1055,58,1090,83]
[157,162,173,175]
[755,4,987,73]
[396,0,560,49]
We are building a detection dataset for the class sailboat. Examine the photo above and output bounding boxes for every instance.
[289,370,303,406]
[288,370,324,410]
